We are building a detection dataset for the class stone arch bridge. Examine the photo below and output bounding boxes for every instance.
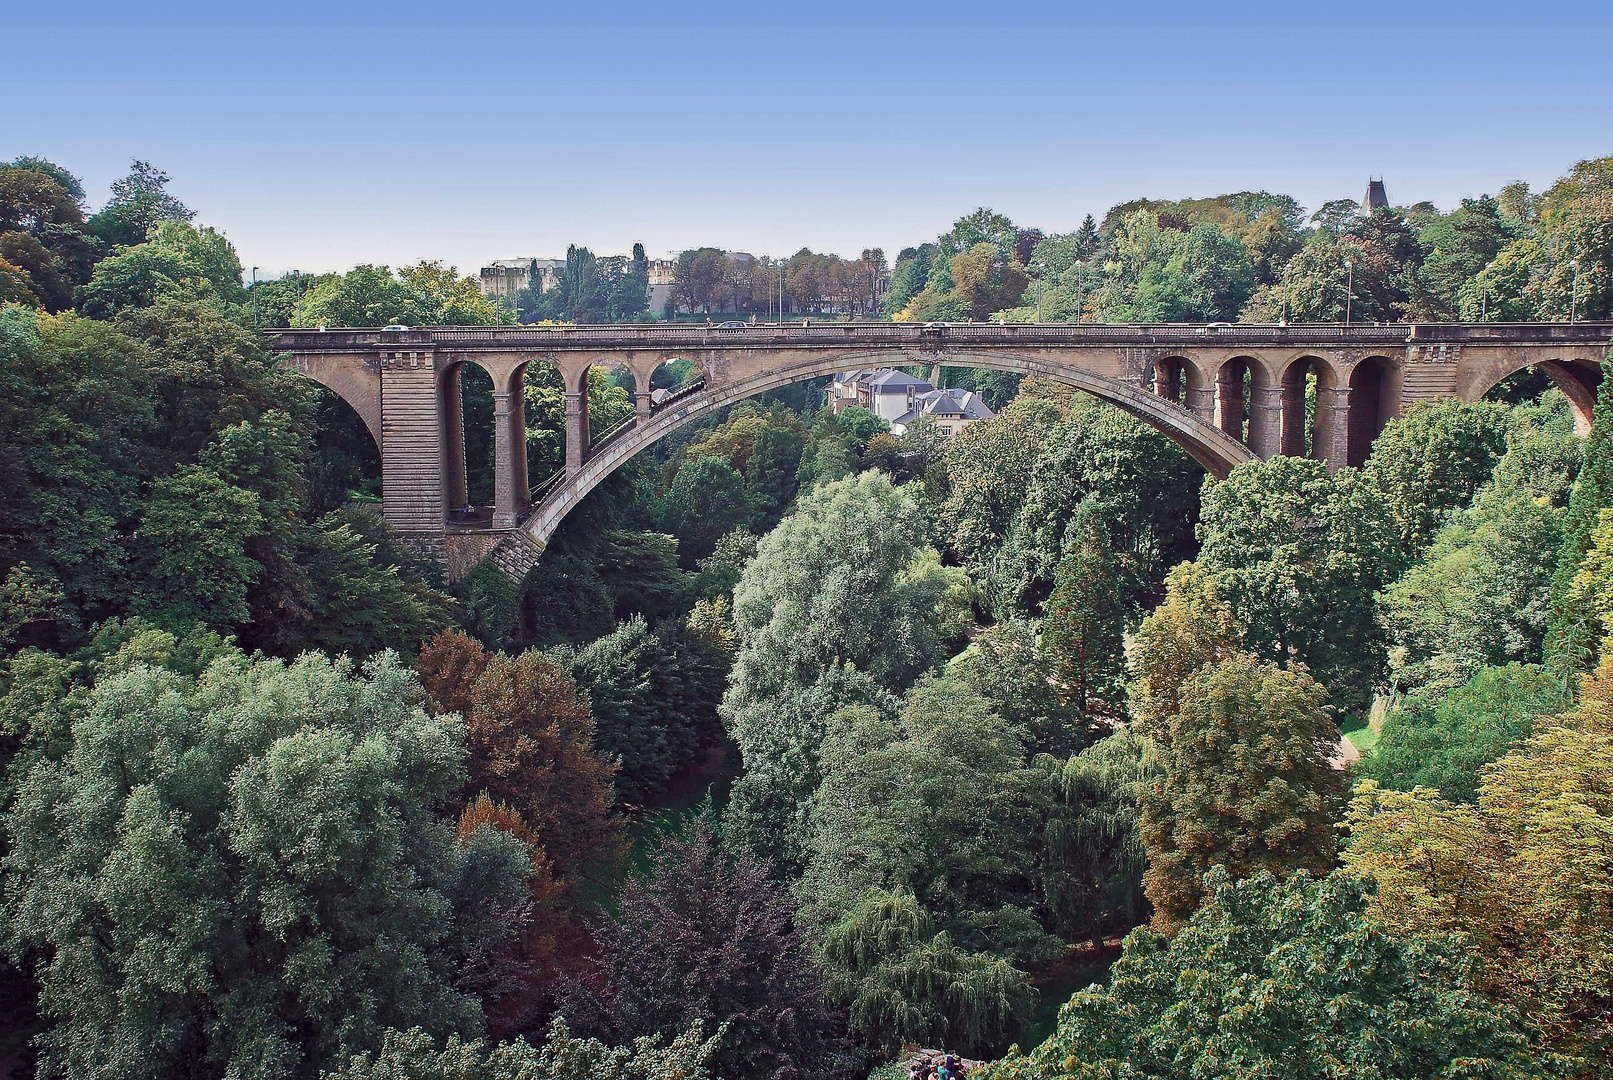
[266,322,1611,581]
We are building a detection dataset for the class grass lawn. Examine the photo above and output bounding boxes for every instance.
[1341,714,1380,756]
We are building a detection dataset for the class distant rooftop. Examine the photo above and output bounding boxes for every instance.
[1363,178,1389,212]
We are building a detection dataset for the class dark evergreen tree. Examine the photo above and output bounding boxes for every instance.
[562,815,849,1080]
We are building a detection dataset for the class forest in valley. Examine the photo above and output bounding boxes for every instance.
[2,152,1613,1080]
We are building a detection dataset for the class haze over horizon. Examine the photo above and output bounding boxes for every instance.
[8,0,1613,280]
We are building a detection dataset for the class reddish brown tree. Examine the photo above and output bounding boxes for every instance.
[457,794,594,1038]
[418,630,623,889]
[418,628,491,720]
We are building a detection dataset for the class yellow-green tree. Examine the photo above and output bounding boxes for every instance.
[1345,659,1613,1073]
[1126,560,1246,737]
[1140,651,1345,932]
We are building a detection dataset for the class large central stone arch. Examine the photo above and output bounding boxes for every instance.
[519,349,1253,553]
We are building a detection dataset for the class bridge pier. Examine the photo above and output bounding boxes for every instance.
[565,388,591,474]
[491,370,529,530]
[441,363,469,515]
[1187,383,1216,426]
[1248,384,1284,458]
[1317,386,1352,471]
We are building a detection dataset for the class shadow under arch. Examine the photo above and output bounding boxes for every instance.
[524,349,1254,549]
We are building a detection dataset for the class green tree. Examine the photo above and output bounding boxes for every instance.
[0,308,157,634]
[1360,663,1572,803]
[661,456,755,566]
[323,1017,720,1080]
[76,220,246,319]
[1140,652,1346,931]
[981,870,1564,1080]
[559,615,709,804]
[293,262,513,328]
[742,424,804,529]
[3,648,530,1080]
[1418,195,1515,319]
[1360,398,1513,559]
[803,679,1047,961]
[1546,358,1613,678]
[112,299,303,474]
[726,470,947,705]
[1,229,73,310]
[939,394,1067,577]
[951,619,1082,758]
[1196,456,1400,711]
[1344,661,1613,1074]
[1038,521,1125,727]
[814,888,1032,1058]
[722,473,948,866]
[1032,730,1157,948]
[1126,561,1247,737]
[130,464,262,629]
[86,159,193,248]
[991,394,1203,618]
[1380,487,1564,695]
[273,507,458,659]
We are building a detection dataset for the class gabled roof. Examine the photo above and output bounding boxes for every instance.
[866,370,933,392]
[893,390,996,426]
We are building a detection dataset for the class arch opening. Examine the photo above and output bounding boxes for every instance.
[442,360,497,526]
[1346,356,1389,468]
[1149,356,1192,406]
[1280,356,1335,460]
[305,385,382,517]
[1474,355,1603,435]
[519,358,568,489]
[1215,357,1252,443]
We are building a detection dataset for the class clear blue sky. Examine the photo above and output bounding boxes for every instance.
[8,1,1612,278]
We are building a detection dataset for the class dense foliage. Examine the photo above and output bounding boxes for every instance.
[562,817,847,1080]
[1345,659,1613,1073]
[981,870,1566,1080]
[1139,652,1346,931]
[1,643,531,1080]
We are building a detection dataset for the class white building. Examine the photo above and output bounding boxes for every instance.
[830,368,935,424]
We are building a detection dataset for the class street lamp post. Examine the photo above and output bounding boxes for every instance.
[1281,261,1292,326]
[1074,261,1084,324]
[1571,259,1582,323]
[251,266,258,328]
[1343,260,1354,325]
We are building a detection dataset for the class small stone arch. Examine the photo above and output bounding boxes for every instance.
[1278,354,1337,461]
[1346,355,1394,467]
[1150,355,1195,405]
[438,357,502,520]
